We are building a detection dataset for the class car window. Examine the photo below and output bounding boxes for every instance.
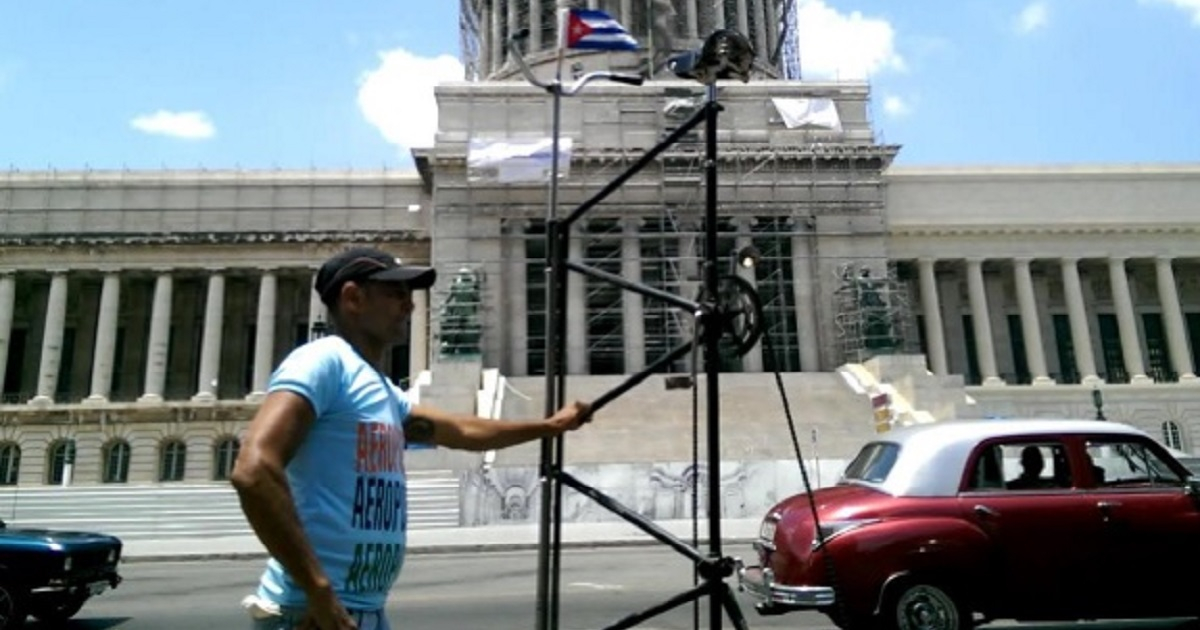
[1086,439,1184,487]
[842,442,900,484]
[966,441,1071,491]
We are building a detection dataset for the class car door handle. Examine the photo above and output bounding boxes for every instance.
[973,504,998,518]
[1097,501,1122,510]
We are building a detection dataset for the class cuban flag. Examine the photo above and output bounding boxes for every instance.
[564,8,638,51]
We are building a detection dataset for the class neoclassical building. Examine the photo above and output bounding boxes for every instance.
[2,1,1199,486]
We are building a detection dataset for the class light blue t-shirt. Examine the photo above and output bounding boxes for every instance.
[255,335,414,611]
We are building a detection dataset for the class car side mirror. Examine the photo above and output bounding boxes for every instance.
[1187,477,1200,500]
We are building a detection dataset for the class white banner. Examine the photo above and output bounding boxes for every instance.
[467,137,573,184]
[771,97,843,132]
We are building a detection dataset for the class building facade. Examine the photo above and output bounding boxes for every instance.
[2,1,1198,486]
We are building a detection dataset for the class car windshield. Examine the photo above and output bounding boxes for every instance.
[842,442,900,484]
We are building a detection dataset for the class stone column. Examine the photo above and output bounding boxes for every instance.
[736,0,750,38]
[139,271,173,403]
[31,271,69,405]
[530,0,543,50]
[0,271,15,398]
[1060,258,1099,383]
[1108,257,1150,383]
[755,0,770,68]
[86,270,122,403]
[791,234,820,371]
[489,2,502,77]
[622,219,646,373]
[765,0,780,57]
[505,221,528,376]
[736,229,763,372]
[685,0,700,39]
[1013,258,1053,385]
[917,258,947,375]
[567,225,588,375]
[193,270,226,402]
[248,269,278,400]
[966,259,1003,386]
[1155,256,1195,381]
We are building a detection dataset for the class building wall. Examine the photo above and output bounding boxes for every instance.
[3,94,1200,485]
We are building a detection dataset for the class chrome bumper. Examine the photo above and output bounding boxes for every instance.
[735,559,835,609]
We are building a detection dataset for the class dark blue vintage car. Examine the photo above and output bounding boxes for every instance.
[0,518,122,628]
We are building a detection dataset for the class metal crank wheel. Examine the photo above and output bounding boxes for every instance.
[697,274,764,356]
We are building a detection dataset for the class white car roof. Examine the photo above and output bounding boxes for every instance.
[855,419,1152,497]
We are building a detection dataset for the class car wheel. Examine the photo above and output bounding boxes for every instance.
[882,582,968,630]
[29,592,89,623]
[0,582,28,630]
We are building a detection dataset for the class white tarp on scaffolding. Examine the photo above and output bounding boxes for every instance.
[771,97,843,132]
[467,137,573,184]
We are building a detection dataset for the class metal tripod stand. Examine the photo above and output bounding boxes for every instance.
[508,31,763,630]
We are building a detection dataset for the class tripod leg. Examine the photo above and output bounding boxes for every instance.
[599,583,709,630]
[720,582,750,630]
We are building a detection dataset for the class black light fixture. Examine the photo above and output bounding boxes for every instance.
[1092,384,1106,421]
[734,244,761,271]
[310,320,329,340]
[667,28,757,85]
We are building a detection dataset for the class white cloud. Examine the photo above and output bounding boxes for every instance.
[1016,2,1049,34]
[130,110,215,140]
[1141,0,1200,25]
[882,95,910,117]
[357,48,464,151]
[792,0,905,80]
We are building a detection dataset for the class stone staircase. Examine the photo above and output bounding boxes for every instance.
[0,469,461,541]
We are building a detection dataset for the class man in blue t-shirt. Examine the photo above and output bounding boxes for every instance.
[231,247,591,630]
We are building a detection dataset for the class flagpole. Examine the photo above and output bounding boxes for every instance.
[536,6,571,630]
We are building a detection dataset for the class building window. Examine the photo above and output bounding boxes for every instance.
[213,436,240,481]
[1162,421,1184,451]
[0,442,20,485]
[159,439,187,482]
[1097,314,1128,384]
[752,218,801,373]
[103,439,131,483]
[962,315,981,386]
[1052,314,1080,385]
[1007,314,1030,385]
[640,217,688,373]
[584,219,625,375]
[46,439,73,485]
[525,221,548,376]
[1142,313,1176,383]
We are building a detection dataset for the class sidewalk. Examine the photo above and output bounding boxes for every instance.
[120,518,764,563]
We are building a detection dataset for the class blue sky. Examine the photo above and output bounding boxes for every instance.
[1,0,1199,171]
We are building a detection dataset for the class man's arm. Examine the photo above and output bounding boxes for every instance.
[406,401,591,451]
[230,391,333,599]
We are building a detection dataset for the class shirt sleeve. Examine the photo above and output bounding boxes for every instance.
[392,383,414,426]
[268,342,343,417]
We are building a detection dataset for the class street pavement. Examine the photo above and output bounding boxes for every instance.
[47,548,1198,630]
[118,518,767,562]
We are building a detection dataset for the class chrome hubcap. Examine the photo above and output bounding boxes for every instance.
[896,584,959,630]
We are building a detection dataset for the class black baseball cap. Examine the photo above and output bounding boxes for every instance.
[315,247,436,307]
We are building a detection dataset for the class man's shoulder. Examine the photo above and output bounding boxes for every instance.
[287,336,350,361]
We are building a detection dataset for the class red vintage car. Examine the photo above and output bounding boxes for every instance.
[737,419,1200,630]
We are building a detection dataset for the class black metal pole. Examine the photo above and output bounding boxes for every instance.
[703,86,724,630]
[550,220,571,629]
[536,216,561,630]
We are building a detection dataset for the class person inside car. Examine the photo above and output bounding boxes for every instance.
[1007,446,1049,489]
